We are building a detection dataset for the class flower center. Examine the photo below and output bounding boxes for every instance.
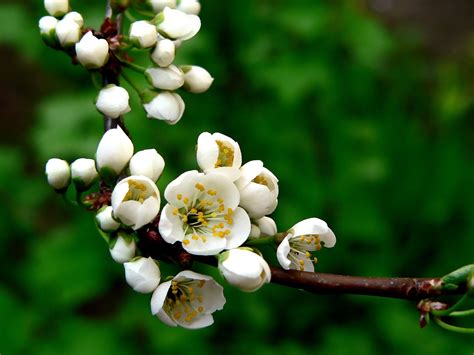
[289,234,321,270]
[124,180,148,203]
[165,280,206,323]
[214,140,234,168]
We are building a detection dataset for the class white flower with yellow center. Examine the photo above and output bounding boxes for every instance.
[111,176,161,230]
[196,132,242,181]
[277,218,336,272]
[150,270,225,329]
[235,160,279,219]
[159,170,251,255]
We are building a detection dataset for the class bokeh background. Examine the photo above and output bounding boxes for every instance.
[1,0,473,353]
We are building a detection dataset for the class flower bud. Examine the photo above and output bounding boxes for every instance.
[71,158,98,189]
[63,11,84,27]
[75,31,109,69]
[96,126,134,177]
[177,0,201,15]
[95,84,131,119]
[218,249,271,292]
[129,149,165,182]
[124,257,161,293]
[129,20,158,48]
[39,16,59,47]
[256,216,277,237]
[110,234,136,263]
[55,18,81,48]
[145,65,184,90]
[151,39,175,67]
[45,158,71,190]
[96,206,121,232]
[155,7,201,41]
[44,0,69,17]
[249,224,260,238]
[148,0,176,12]
[181,65,213,93]
[142,91,185,124]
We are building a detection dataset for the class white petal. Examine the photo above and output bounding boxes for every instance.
[320,227,336,248]
[224,207,251,250]
[235,160,264,189]
[151,280,172,314]
[239,182,278,219]
[115,200,141,226]
[133,196,160,230]
[276,236,292,270]
[175,313,214,329]
[158,204,185,244]
[182,233,227,256]
[201,173,240,209]
[257,216,277,237]
[196,132,219,172]
[163,170,201,205]
[157,308,177,327]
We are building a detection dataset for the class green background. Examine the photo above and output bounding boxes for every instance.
[0,0,473,353]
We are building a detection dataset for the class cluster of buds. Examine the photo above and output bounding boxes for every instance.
[39,0,213,125]
[45,128,336,328]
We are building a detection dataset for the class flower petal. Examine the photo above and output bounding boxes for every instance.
[150,280,171,315]
[159,204,185,244]
[276,236,292,270]
[224,207,251,250]
[182,233,227,256]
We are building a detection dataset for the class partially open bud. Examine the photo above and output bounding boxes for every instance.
[129,149,165,182]
[177,0,201,15]
[256,216,277,237]
[148,0,176,12]
[110,234,136,263]
[145,65,184,90]
[71,158,98,190]
[151,39,175,67]
[96,206,121,232]
[55,17,81,48]
[155,7,201,41]
[75,31,109,69]
[96,84,131,119]
[124,257,161,293]
[142,90,185,125]
[181,65,213,93]
[63,11,83,27]
[218,249,271,292]
[96,126,134,177]
[129,20,158,49]
[44,0,69,17]
[45,158,71,190]
[39,16,59,47]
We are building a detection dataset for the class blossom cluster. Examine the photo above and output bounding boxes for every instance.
[39,0,213,125]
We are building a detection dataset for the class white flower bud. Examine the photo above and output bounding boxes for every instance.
[44,0,69,17]
[151,39,175,67]
[96,84,131,119]
[143,91,185,125]
[156,7,201,41]
[96,126,134,176]
[129,20,158,48]
[45,158,71,190]
[218,249,271,292]
[181,66,214,93]
[249,224,260,238]
[63,11,84,27]
[177,0,201,15]
[145,65,184,90]
[39,16,59,47]
[129,149,165,182]
[256,216,277,237]
[75,31,109,69]
[71,158,98,189]
[124,257,161,293]
[110,235,136,263]
[149,0,176,12]
[96,206,121,232]
[55,18,81,48]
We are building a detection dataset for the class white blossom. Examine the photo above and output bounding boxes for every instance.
[129,20,158,48]
[45,158,70,190]
[39,16,58,46]
[145,65,184,91]
[181,65,213,93]
[96,84,131,119]
[111,175,161,230]
[75,31,109,69]
[96,206,121,232]
[159,170,251,255]
[218,248,271,292]
[150,270,225,329]
[196,132,242,181]
[149,0,176,12]
[177,0,201,15]
[63,11,83,27]
[44,0,69,17]
[71,158,98,189]
[110,235,136,263]
[276,218,336,272]
[129,149,165,182]
[124,257,161,293]
[96,126,134,176]
[256,216,277,237]
[151,39,175,67]
[235,160,279,219]
[156,7,201,41]
[55,17,81,47]
[143,91,185,124]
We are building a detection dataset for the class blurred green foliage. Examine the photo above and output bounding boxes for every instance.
[0,0,473,354]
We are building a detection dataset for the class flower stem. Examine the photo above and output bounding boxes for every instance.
[245,236,277,246]
[449,309,474,318]
[431,294,469,317]
[432,317,474,334]
[121,60,147,73]
[121,69,145,96]
[124,10,137,22]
